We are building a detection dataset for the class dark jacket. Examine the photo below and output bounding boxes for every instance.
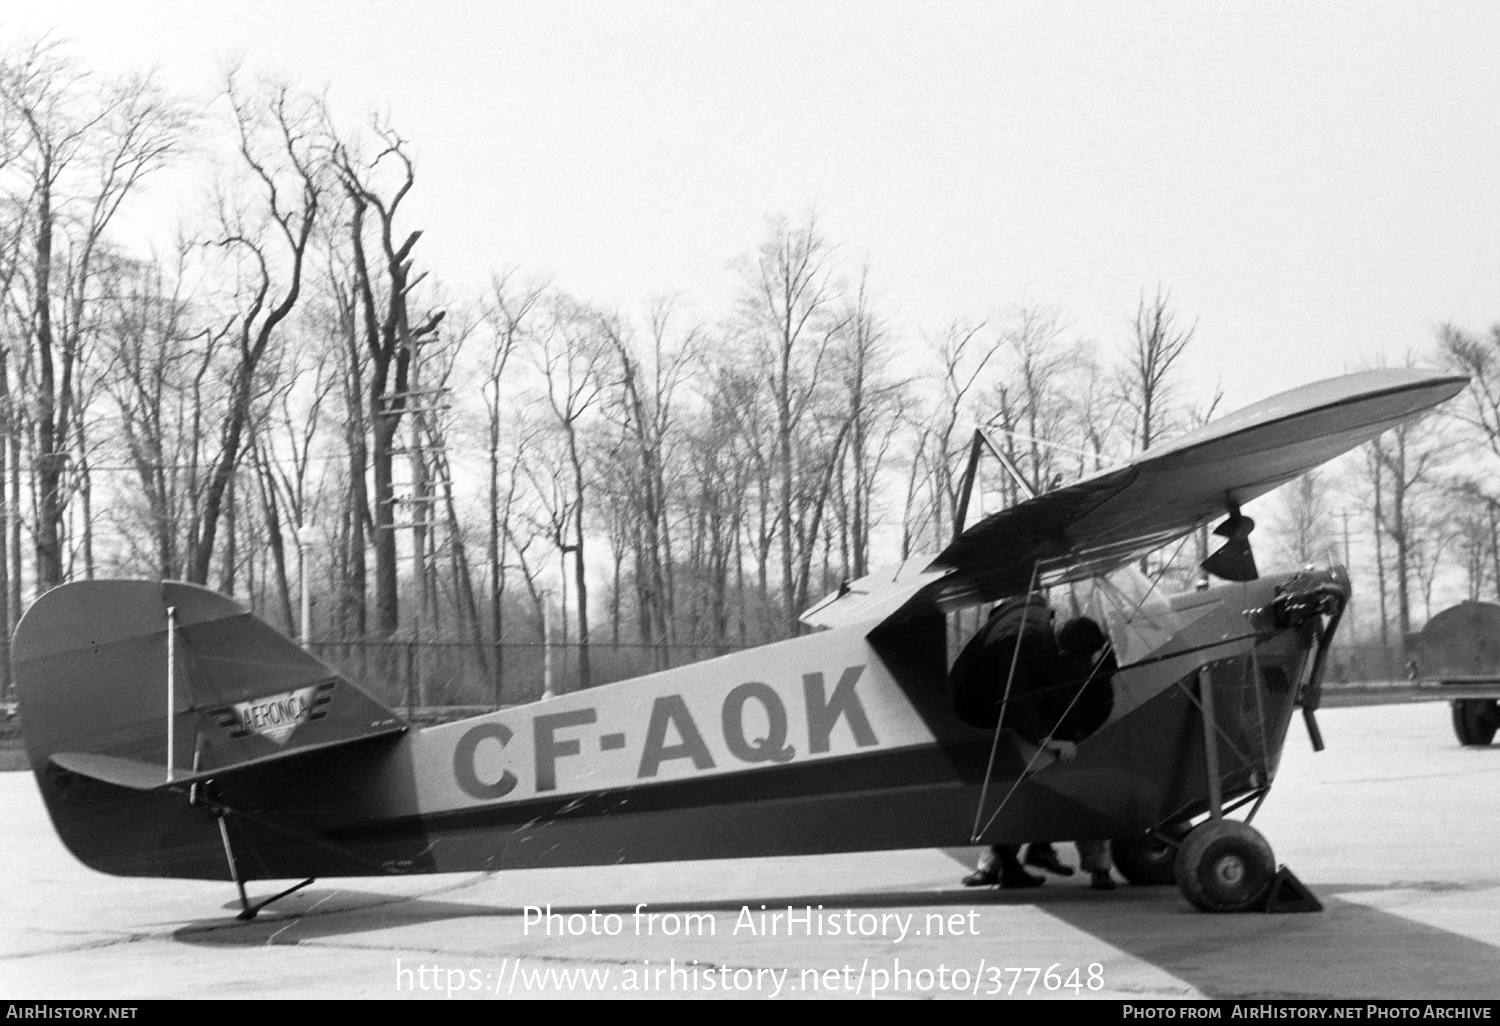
[951,601,1115,742]
[950,594,1058,738]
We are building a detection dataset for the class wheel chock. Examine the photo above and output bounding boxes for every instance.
[1262,865,1322,913]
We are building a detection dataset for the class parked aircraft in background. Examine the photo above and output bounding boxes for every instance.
[1407,600,1500,746]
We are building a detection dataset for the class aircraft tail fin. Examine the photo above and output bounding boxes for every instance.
[15,580,404,781]
[14,580,406,876]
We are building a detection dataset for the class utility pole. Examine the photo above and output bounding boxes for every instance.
[1340,508,1355,640]
[378,332,449,713]
[296,524,318,648]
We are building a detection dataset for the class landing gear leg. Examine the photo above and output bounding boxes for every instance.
[1183,667,1317,912]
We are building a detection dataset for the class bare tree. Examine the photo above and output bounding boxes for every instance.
[682,377,755,649]
[1446,479,1497,602]
[0,128,25,693]
[709,365,777,639]
[1367,414,1450,647]
[922,318,997,547]
[732,213,852,631]
[1120,285,1196,454]
[835,265,904,581]
[190,73,319,586]
[1440,322,1500,462]
[1270,469,1334,567]
[480,272,544,696]
[897,420,934,562]
[98,248,226,579]
[529,293,610,688]
[414,311,484,636]
[601,298,701,666]
[328,251,371,639]
[250,313,340,633]
[985,304,1076,497]
[330,118,444,636]
[0,37,190,590]
[1071,343,1124,475]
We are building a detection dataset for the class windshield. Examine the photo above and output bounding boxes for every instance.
[1056,566,1183,666]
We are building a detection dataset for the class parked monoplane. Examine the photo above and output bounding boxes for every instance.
[1407,600,1500,746]
[14,368,1466,915]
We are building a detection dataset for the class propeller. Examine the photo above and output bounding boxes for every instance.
[1201,506,1258,582]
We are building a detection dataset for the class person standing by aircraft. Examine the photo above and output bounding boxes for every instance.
[951,601,1118,889]
[949,592,1058,888]
[1050,615,1119,890]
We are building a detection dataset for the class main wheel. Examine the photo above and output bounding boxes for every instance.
[1112,822,1190,886]
[1174,819,1276,913]
[1452,699,1499,746]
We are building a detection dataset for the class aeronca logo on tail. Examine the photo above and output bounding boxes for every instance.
[214,680,335,744]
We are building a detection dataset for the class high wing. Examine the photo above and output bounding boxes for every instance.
[802,368,1466,629]
[924,367,1466,611]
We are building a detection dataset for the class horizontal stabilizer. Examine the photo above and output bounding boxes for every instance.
[49,720,407,792]
[49,752,177,791]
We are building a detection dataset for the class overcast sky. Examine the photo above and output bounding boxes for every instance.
[11,0,1500,412]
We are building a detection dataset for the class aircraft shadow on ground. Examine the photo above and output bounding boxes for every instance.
[935,847,1500,998]
[1039,881,1500,1001]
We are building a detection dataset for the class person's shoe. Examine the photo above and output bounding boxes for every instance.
[962,868,1000,887]
[1023,843,1075,876]
[1090,870,1117,891]
[1000,868,1046,889]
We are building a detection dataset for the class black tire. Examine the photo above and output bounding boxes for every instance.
[1174,819,1276,913]
[1452,699,1499,747]
[1111,823,1189,886]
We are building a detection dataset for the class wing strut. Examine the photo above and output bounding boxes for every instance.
[165,604,177,784]
[970,604,1118,843]
[953,430,1035,542]
[1197,666,1225,819]
[969,562,1041,844]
